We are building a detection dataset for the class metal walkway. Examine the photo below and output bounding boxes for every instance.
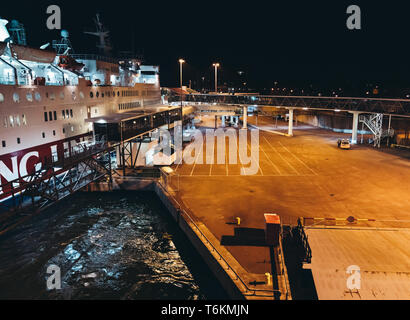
[179,94,410,116]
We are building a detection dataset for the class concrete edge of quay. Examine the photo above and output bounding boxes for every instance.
[87,177,289,300]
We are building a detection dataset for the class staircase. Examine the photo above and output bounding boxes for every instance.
[359,114,394,147]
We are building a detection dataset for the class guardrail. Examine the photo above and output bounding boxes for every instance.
[296,218,312,264]
[158,168,289,299]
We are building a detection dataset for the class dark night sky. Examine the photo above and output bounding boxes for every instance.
[3,1,410,93]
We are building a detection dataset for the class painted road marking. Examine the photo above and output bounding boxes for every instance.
[278,141,318,176]
[262,135,300,175]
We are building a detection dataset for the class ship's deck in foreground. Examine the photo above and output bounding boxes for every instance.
[169,115,410,299]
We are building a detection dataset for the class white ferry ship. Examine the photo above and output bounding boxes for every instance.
[0,16,162,202]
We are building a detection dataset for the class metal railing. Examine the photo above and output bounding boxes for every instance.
[296,218,312,264]
[158,169,288,299]
[177,93,410,116]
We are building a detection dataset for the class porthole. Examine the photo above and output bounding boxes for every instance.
[26,92,33,102]
[13,93,20,103]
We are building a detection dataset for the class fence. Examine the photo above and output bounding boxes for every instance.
[158,167,289,299]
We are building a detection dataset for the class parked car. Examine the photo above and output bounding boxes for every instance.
[337,139,351,149]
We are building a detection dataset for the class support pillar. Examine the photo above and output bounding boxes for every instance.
[349,111,360,144]
[287,108,294,136]
[243,106,247,129]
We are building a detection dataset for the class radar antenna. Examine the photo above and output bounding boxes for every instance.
[52,29,74,55]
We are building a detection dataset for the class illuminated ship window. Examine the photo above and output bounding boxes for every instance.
[71,126,74,132]
[79,92,84,99]
[9,115,14,127]
[96,91,99,98]
[0,93,4,102]
[26,92,33,102]
[60,92,65,100]
[15,115,20,127]
[90,92,94,98]
[13,93,20,103]
[35,92,41,101]
[22,114,27,125]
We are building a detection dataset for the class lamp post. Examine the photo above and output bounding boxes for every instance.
[179,59,185,89]
[178,59,185,141]
[178,58,185,107]
[213,63,220,93]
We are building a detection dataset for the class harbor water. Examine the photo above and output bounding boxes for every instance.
[0,191,228,300]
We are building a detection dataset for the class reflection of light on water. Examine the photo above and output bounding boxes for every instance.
[0,192,207,300]
[64,244,81,261]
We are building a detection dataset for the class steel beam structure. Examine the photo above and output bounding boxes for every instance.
[180,94,410,116]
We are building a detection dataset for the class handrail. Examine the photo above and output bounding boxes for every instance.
[158,171,287,298]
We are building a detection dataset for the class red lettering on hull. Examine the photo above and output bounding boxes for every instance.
[0,133,92,200]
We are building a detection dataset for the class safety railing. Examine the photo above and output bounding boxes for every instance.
[296,218,312,264]
[158,168,288,299]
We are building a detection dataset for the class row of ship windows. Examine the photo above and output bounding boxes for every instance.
[44,109,74,122]
[119,102,141,110]
[90,90,147,99]
[0,92,83,103]
[1,126,79,148]
[0,89,148,103]
[3,114,27,128]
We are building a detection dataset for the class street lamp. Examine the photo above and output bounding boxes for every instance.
[213,63,220,93]
[179,59,185,88]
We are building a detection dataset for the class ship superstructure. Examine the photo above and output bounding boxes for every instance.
[0,15,162,200]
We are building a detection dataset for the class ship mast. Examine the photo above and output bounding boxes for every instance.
[84,14,112,56]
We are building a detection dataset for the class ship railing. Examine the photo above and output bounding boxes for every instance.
[71,54,118,64]
[158,168,287,299]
